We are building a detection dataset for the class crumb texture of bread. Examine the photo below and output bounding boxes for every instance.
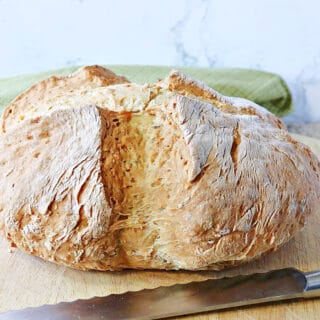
[0,65,319,271]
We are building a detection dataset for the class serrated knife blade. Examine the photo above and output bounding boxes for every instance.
[1,268,320,320]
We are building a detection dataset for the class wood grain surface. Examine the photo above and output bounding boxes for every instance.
[0,133,319,320]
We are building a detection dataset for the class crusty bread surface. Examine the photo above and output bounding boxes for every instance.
[0,66,319,271]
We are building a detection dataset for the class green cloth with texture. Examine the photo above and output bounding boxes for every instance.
[0,65,293,117]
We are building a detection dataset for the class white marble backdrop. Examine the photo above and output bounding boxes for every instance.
[0,0,319,121]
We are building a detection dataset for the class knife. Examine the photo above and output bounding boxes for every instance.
[1,268,319,320]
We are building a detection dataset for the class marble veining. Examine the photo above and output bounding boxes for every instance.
[0,0,319,122]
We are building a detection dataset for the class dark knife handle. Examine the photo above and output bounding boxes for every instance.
[304,270,320,297]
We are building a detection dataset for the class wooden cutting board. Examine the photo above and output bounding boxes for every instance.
[0,133,319,320]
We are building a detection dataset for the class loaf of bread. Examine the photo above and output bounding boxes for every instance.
[0,66,319,271]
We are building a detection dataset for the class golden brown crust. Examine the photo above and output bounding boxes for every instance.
[1,65,129,132]
[0,106,116,269]
[160,69,285,130]
[0,66,319,271]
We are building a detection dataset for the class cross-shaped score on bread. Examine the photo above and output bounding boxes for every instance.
[0,66,319,271]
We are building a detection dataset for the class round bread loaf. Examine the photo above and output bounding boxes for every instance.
[0,66,319,271]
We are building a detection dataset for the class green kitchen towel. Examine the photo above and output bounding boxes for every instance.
[0,65,293,117]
